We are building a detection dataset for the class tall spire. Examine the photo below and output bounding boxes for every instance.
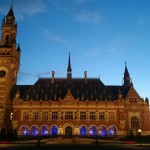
[6,3,15,25]
[1,3,17,46]
[123,62,133,86]
[124,62,129,78]
[11,0,14,8]
[67,53,72,82]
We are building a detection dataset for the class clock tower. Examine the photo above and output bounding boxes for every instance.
[0,6,21,131]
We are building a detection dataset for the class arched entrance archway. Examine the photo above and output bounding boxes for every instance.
[80,126,87,136]
[108,126,116,137]
[65,126,72,137]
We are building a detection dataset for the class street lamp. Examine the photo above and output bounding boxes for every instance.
[138,129,142,147]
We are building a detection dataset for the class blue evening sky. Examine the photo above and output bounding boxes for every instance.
[0,0,150,99]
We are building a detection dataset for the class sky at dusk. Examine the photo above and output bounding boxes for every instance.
[0,0,150,99]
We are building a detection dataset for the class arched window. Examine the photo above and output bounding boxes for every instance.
[30,126,38,136]
[108,126,116,137]
[5,35,9,45]
[99,126,107,137]
[51,126,58,135]
[80,126,87,136]
[131,116,139,129]
[41,126,48,136]
[89,126,97,136]
[21,126,29,136]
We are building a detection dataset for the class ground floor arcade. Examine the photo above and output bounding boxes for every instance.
[19,123,117,137]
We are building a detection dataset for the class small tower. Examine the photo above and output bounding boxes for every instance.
[123,62,133,86]
[1,5,16,46]
[67,53,72,83]
[0,5,21,131]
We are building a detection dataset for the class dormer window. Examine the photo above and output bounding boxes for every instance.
[54,95,57,100]
[45,94,48,100]
[36,94,38,100]
[26,94,29,100]
[82,94,84,100]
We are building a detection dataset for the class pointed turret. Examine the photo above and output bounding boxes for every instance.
[118,89,123,99]
[0,5,17,46]
[123,62,133,86]
[67,53,72,82]
[6,5,15,25]
[17,44,21,52]
[2,17,5,25]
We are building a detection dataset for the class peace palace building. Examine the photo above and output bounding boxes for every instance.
[0,6,150,138]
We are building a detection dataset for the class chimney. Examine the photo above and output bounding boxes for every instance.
[51,71,55,83]
[84,71,87,83]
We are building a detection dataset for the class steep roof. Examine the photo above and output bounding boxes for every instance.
[11,85,32,99]
[5,5,15,25]
[11,55,131,102]
[7,6,15,18]
[19,77,116,101]
[106,85,130,99]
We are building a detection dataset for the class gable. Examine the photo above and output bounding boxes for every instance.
[62,89,77,105]
[125,86,142,103]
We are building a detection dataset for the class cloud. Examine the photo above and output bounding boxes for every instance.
[18,71,50,79]
[72,0,89,6]
[82,37,124,58]
[47,0,86,8]
[17,71,50,84]
[106,38,125,54]
[0,0,46,20]
[75,11,102,23]
[18,71,37,77]
[83,48,101,57]
[107,45,124,54]
[41,27,67,44]
[46,0,95,12]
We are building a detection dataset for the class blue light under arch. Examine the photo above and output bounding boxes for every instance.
[41,126,48,136]
[51,126,58,135]
[99,126,107,137]
[108,126,116,137]
[30,126,38,136]
[89,126,97,136]
[80,126,87,136]
[21,126,29,136]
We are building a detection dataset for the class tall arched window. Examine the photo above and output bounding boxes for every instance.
[21,126,29,136]
[131,116,139,129]
[108,126,116,137]
[51,126,58,135]
[99,126,107,137]
[30,126,38,136]
[80,126,87,136]
[89,126,97,136]
[41,126,48,136]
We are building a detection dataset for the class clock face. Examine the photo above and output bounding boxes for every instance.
[0,70,6,78]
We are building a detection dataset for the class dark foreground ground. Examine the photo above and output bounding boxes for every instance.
[0,143,149,150]
[1,136,150,150]
[0,140,150,150]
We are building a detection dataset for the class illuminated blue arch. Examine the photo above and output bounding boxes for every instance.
[30,126,38,136]
[41,126,48,136]
[51,126,58,136]
[99,126,107,137]
[108,126,116,137]
[21,126,29,136]
[80,126,87,136]
[89,126,97,136]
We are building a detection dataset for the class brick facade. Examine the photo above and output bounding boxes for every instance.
[0,6,150,138]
